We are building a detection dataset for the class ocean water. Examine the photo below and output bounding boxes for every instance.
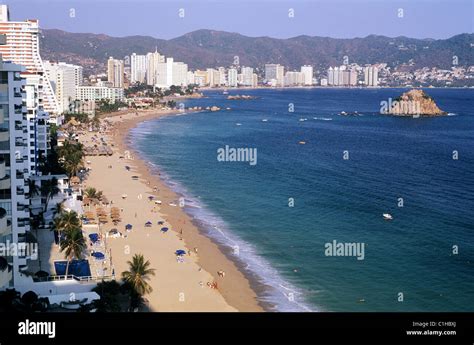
[129,88,474,312]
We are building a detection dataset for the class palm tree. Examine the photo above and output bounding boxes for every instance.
[27,179,40,198]
[54,202,64,215]
[122,254,155,310]
[53,211,81,245]
[58,140,84,178]
[40,177,60,212]
[59,227,86,277]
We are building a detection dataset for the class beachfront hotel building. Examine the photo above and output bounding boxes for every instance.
[228,68,238,87]
[0,42,34,290]
[301,65,314,85]
[265,64,285,86]
[44,61,83,114]
[76,86,124,103]
[364,66,379,86]
[327,66,358,86]
[0,5,59,117]
[107,57,124,88]
[130,53,147,84]
[284,71,305,86]
[241,67,254,87]
[146,50,165,86]
[193,70,208,86]
[23,74,50,175]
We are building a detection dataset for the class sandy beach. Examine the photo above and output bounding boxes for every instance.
[79,109,263,312]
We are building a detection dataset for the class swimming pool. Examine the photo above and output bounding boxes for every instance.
[54,259,91,277]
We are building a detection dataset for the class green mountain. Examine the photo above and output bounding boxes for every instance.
[40,29,474,76]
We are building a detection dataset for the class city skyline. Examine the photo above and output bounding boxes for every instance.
[6,0,473,40]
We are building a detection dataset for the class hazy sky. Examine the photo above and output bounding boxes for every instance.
[6,0,474,39]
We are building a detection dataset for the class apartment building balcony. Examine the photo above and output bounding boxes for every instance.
[0,207,11,236]
[0,128,8,142]
[14,140,27,147]
[0,258,12,288]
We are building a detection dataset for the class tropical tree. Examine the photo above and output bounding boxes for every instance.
[40,177,60,212]
[121,254,155,311]
[59,227,86,276]
[53,211,81,245]
[27,179,40,198]
[54,202,64,215]
[57,140,84,178]
[84,187,103,200]
[92,280,122,312]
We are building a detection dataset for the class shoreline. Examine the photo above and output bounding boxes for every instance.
[104,109,266,312]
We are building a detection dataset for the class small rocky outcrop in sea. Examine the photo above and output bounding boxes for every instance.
[227,95,257,100]
[380,89,446,116]
[205,106,221,112]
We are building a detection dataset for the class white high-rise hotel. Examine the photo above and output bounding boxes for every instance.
[364,66,379,87]
[0,5,59,116]
[44,61,83,114]
[130,53,147,84]
[0,5,54,175]
[0,37,33,289]
[107,57,124,88]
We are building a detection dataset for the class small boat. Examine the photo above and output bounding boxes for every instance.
[340,111,347,116]
[222,89,229,95]
[298,141,306,145]
[236,123,242,126]
[262,119,268,122]
[383,213,393,220]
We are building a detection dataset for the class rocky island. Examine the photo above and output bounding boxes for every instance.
[381,89,447,116]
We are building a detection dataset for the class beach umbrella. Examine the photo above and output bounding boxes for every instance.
[125,224,133,230]
[158,221,164,225]
[175,250,186,256]
[145,221,152,227]
[122,194,127,199]
[89,233,99,243]
[92,252,105,260]
[148,195,154,200]
[109,229,119,235]
[161,227,169,233]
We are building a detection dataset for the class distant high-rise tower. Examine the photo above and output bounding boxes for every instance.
[265,64,285,86]
[228,68,238,87]
[301,65,313,85]
[328,67,334,85]
[146,50,165,86]
[364,66,379,86]
[130,53,147,84]
[107,57,124,87]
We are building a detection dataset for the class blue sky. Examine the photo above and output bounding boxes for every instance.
[5,0,474,39]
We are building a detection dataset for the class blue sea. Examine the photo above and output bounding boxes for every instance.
[129,88,474,312]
